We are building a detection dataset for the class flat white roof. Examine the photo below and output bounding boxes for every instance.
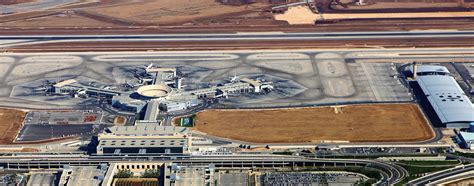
[107,124,188,135]
[417,74,474,124]
[54,79,78,88]
[411,65,449,74]
[460,132,474,141]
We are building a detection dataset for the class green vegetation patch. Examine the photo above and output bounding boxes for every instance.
[394,164,455,186]
[175,115,195,127]
[315,154,439,159]
[114,169,133,178]
[453,151,474,158]
[142,169,160,178]
[398,160,460,166]
[302,166,382,180]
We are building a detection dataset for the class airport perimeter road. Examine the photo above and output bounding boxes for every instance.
[1,30,474,48]
[0,155,407,185]
[408,164,474,185]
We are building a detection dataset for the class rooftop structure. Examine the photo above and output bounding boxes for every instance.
[412,65,474,128]
[59,165,107,186]
[143,101,160,121]
[136,84,172,98]
[27,172,57,186]
[459,131,474,150]
[167,164,215,185]
[111,94,147,113]
[53,79,121,98]
[97,124,190,155]
[105,124,188,136]
[102,162,167,186]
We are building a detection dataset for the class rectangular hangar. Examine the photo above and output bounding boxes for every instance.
[412,65,474,128]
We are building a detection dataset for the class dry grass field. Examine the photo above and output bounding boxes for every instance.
[0,109,25,144]
[194,104,434,143]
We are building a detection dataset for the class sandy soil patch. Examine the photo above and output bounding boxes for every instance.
[274,6,318,25]
[275,6,474,24]
[194,104,434,143]
[0,108,26,144]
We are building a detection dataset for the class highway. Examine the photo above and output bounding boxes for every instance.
[1,30,474,48]
[0,155,407,185]
[408,164,474,185]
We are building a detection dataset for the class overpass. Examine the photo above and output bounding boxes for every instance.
[408,164,474,185]
[0,155,407,185]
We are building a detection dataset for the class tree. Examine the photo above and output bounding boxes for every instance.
[6,174,18,184]
[114,169,133,178]
[142,169,160,178]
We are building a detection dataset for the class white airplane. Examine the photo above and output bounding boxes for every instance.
[230,73,239,83]
[145,63,154,70]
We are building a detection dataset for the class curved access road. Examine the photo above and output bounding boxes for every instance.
[408,164,474,185]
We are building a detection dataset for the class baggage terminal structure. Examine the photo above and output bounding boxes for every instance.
[51,63,274,121]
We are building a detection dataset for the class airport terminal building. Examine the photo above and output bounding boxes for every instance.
[411,65,474,128]
[96,124,191,155]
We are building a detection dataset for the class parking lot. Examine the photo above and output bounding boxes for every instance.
[23,110,102,125]
[16,124,95,142]
[217,171,250,186]
[259,172,367,185]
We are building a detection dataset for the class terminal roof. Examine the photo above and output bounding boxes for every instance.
[410,65,449,74]
[417,74,474,124]
[107,124,188,136]
[460,132,474,141]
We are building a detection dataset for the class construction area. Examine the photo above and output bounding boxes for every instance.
[0,108,26,144]
[193,103,435,143]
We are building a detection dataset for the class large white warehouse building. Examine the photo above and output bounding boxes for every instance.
[411,65,474,128]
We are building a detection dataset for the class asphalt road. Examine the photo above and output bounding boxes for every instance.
[408,164,474,185]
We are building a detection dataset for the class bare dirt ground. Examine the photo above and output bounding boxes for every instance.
[0,13,115,27]
[0,109,25,145]
[0,0,34,5]
[86,0,267,25]
[0,0,473,34]
[193,104,435,143]
[0,148,39,152]
[446,178,474,185]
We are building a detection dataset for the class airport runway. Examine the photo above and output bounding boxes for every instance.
[1,30,474,48]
